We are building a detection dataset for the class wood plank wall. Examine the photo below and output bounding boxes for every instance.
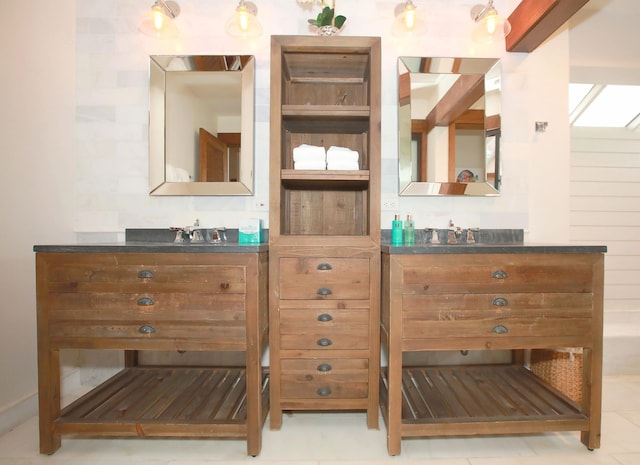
[570,128,640,313]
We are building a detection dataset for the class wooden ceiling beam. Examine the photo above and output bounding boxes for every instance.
[506,0,591,53]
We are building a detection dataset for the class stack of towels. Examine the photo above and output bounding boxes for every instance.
[292,144,360,170]
[326,146,359,170]
[293,144,326,170]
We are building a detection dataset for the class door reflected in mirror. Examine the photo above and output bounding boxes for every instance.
[149,55,255,195]
[398,57,502,196]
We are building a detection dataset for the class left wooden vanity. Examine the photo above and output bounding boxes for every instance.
[34,243,269,456]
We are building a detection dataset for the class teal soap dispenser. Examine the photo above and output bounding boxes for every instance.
[391,214,403,245]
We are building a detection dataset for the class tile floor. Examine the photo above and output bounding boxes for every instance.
[1,375,640,465]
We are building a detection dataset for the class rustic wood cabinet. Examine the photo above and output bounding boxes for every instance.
[380,249,605,455]
[35,248,268,456]
[268,35,381,429]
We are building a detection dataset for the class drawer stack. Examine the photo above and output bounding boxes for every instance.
[269,251,379,428]
[398,253,597,350]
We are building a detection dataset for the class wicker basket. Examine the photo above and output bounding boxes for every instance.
[529,349,583,403]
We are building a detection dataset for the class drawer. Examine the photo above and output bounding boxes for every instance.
[280,358,369,399]
[402,293,594,340]
[47,292,246,323]
[49,320,247,346]
[43,254,246,294]
[279,257,369,300]
[400,254,596,294]
[279,306,369,350]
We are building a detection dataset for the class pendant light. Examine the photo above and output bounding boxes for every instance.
[225,0,262,39]
[470,0,511,44]
[139,0,181,39]
[392,0,425,36]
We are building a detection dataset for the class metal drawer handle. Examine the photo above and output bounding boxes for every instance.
[317,263,333,271]
[492,324,509,334]
[317,363,332,372]
[137,269,154,279]
[317,387,332,396]
[317,313,333,322]
[137,297,154,306]
[492,269,508,279]
[317,338,333,347]
[492,297,508,307]
[138,324,156,334]
[317,287,333,296]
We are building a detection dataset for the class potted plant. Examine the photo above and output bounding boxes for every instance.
[300,1,346,35]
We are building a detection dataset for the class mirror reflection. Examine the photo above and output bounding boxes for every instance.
[398,57,502,196]
[149,55,255,195]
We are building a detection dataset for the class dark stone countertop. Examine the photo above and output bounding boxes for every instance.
[33,242,268,254]
[381,243,607,255]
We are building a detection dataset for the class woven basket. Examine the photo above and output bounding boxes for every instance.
[529,349,583,403]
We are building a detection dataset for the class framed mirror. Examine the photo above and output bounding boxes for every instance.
[398,57,502,196]
[149,55,255,195]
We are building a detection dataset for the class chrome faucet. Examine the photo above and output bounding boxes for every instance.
[209,227,227,243]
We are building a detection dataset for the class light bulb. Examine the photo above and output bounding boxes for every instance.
[237,8,250,32]
[404,5,416,30]
[152,5,165,31]
[485,13,497,35]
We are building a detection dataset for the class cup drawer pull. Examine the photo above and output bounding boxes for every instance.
[317,387,332,396]
[492,270,508,279]
[137,297,154,306]
[137,269,154,279]
[492,297,508,307]
[317,338,333,347]
[317,313,333,322]
[138,324,156,334]
[492,325,509,334]
[317,287,333,296]
[317,363,332,372]
[317,263,333,271]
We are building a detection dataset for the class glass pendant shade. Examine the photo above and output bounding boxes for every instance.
[226,1,262,38]
[139,1,180,39]
[470,1,511,44]
[392,0,425,36]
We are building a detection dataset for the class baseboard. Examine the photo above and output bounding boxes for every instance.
[0,368,82,436]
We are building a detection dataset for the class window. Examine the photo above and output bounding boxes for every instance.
[569,83,640,129]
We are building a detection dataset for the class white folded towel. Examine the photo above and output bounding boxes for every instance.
[294,160,327,170]
[326,146,360,164]
[293,144,326,163]
[327,160,360,171]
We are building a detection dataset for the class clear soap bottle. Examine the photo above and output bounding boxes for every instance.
[403,213,415,245]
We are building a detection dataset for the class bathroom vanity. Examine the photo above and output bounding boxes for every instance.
[380,243,606,455]
[34,242,268,456]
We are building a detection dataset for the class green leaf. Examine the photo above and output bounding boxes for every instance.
[334,15,346,29]
[318,6,334,26]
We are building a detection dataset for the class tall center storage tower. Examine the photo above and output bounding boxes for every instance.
[268,35,381,429]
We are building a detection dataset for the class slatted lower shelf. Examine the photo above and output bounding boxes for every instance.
[55,367,269,438]
[381,364,589,437]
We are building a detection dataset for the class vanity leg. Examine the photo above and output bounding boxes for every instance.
[37,348,61,454]
[581,347,602,449]
[124,350,139,367]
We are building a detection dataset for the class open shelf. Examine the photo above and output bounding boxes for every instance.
[55,367,269,437]
[380,364,588,436]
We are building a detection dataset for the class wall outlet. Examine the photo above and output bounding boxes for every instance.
[254,198,268,211]
[382,197,399,211]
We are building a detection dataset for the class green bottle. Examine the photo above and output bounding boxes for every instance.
[391,214,403,245]
[403,213,415,245]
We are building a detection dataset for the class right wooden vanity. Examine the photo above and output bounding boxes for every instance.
[380,244,606,455]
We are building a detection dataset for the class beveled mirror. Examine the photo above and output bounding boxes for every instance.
[398,57,502,196]
[149,55,255,195]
